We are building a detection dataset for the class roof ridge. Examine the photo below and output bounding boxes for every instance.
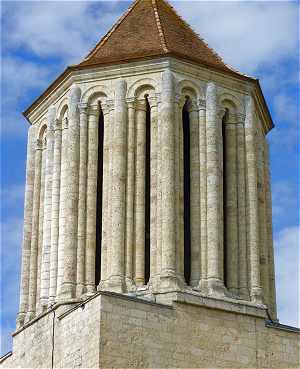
[159,0,240,74]
[152,0,169,53]
[83,0,140,62]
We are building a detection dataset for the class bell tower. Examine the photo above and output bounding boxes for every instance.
[16,0,278,328]
[4,1,299,368]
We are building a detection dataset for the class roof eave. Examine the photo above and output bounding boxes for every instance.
[23,54,274,135]
[23,66,74,121]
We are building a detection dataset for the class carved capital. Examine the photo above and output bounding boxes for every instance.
[42,136,47,149]
[62,117,69,130]
[54,119,62,131]
[126,97,136,109]
[36,139,43,150]
[189,100,199,113]
[88,104,100,117]
[148,96,158,109]
[155,93,162,105]
[198,98,206,110]
[218,108,227,120]
[236,113,246,123]
[135,99,147,112]
[78,103,88,114]
[174,94,182,106]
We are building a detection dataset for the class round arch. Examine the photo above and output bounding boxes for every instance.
[218,93,244,115]
[37,121,47,140]
[176,79,203,100]
[56,97,69,121]
[81,85,111,105]
[127,78,158,99]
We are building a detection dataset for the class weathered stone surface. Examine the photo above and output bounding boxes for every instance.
[3,293,299,368]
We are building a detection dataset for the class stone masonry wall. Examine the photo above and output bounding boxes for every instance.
[2,292,299,368]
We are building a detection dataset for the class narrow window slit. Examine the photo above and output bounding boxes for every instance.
[183,98,191,285]
[222,108,229,288]
[144,96,151,285]
[95,106,104,287]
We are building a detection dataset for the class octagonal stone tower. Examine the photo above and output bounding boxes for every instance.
[4,1,300,368]
[17,0,278,329]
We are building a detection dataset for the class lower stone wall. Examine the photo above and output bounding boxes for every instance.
[1,292,299,368]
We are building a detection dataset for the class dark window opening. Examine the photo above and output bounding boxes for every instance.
[95,107,104,287]
[182,99,191,285]
[145,96,151,285]
[222,108,229,287]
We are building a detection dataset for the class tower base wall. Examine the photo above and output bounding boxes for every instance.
[1,292,299,368]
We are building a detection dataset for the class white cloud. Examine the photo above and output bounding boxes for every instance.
[3,1,124,64]
[272,181,298,221]
[1,57,53,137]
[170,1,298,73]
[274,226,300,327]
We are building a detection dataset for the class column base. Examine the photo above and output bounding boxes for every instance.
[226,287,240,300]
[16,312,25,328]
[24,311,35,324]
[157,271,186,292]
[76,284,86,298]
[207,278,226,297]
[250,287,264,305]
[238,287,250,301]
[99,275,126,293]
[85,284,96,296]
[57,282,76,301]
[197,278,208,293]
[189,279,201,288]
[125,277,136,293]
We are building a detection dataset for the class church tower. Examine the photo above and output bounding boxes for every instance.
[2,0,299,368]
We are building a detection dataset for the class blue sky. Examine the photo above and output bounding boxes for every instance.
[1,0,299,356]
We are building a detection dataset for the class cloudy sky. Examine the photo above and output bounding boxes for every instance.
[1,0,299,356]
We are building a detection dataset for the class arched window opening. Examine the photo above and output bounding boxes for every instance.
[182,97,191,285]
[95,104,104,287]
[222,108,229,288]
[144,95,151,285]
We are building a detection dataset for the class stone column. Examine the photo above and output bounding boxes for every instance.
[224,115,239,296]
[99,101,112,286]
[106,102,115,282]
[17,125,36,327]
[85,104,99,294]
[206,82,224,295]
[25,139,43,322]
[60,85,81,300]
[134,99,147,287]
[107,79,127,292]
[149,97,159,282]
[76,103,88,297]
[175,96,184,284]
[245,95,263,304]
[189,100,201,287]
[36,139,46,312]
[198,100,207,291]
[258,133,270,305]
[159,69,178,290]
[125,98,136,289]
[155,94,163,286]
[236,116,248,299]
[57,117,69,296]
[40,107,56,310]
[264,140,277,319]
[48,118,62,305]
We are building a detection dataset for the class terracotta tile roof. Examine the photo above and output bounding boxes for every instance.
[78,0,239,75]
[23,0,274,133]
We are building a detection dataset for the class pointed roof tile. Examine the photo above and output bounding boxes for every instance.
[23,0,274,133]
[78,0,237,75]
